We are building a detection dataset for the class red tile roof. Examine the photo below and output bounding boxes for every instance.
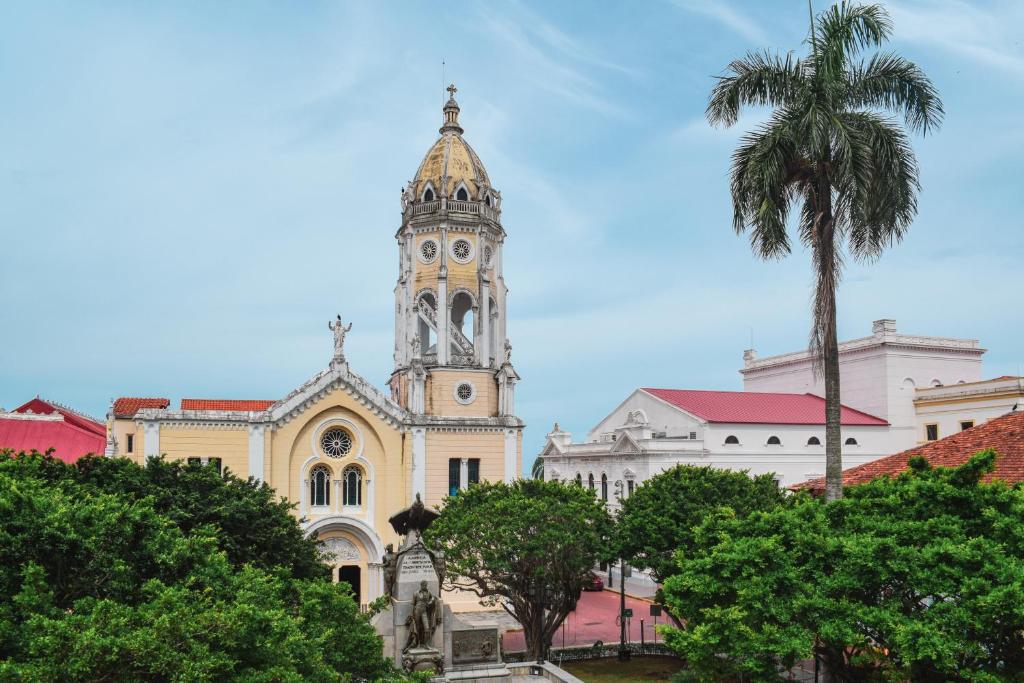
[14,398,105,437]
[113,397,170,417]
[796,410,1024,492]
[642,388,888,426]
[180,399,274,412]
[1,398,106,463]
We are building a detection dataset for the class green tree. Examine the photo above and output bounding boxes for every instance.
[660,451,1024,681]
[0,451,326,579]
[0,452,398,681]
[425,479,613,661]
[707,1,942,500]
[615,465,785,621]
[531,455,544,480]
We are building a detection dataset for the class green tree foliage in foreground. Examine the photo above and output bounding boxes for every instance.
[0,451,399,682]
[615,465,785,618]
[660,451,1024,682]
[707,1,942,501]
[425,479,613,661]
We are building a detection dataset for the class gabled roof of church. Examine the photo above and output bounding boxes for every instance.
[642,388,888,426]
[795,409,1024,492]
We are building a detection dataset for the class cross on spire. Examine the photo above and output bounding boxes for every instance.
[446,83,457,99]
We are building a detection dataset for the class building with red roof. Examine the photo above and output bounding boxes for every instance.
[0,397,107,463]
[795,409,1024,493]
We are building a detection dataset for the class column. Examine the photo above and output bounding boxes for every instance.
[460,458,469,491]
[504,429,517,483]
[143,421,160,459]
[412,428,426,501]
[367,562,384,602]
[479,283,490,366]
[247,424,265,483]
[365,476,375,529]
[438,275,449,365]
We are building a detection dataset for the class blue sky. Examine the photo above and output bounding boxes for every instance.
[2,0,1022,471]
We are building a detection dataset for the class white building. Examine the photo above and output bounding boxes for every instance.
[540,387,891,496]
[542,320,1018,501]
[740,319,986,450]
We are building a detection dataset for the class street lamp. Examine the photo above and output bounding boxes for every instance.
[618,558,631,662]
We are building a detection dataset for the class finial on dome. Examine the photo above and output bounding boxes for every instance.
[440,83,463,135]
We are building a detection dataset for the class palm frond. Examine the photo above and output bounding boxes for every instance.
[729,112,804,259]
[847,52,944,133]
[815,2,892,78]
[707,50,807,127]
[840,112,920,260]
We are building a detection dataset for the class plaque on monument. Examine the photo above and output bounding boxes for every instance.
[451,628,501,665]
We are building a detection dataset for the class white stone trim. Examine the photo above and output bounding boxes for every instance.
[143,421,160,459]
[504,428,517,483]
[453,380,477,405]
[412,427,426,500]
[247,424,266,482]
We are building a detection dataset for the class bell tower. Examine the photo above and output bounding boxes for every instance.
[390,86,519,421]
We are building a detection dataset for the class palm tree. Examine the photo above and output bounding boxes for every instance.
[531,456,544,480]
[707,2,942,501]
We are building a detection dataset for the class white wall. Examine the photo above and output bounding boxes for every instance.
[586,390,702,443]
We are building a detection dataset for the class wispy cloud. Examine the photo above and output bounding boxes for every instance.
[472,1,641,117]
[671,0,769,44]
[887,0,1024,76]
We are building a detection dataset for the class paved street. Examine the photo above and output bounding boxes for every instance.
[501,590,667,653]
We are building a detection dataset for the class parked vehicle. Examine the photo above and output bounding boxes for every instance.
[582,572,604,591]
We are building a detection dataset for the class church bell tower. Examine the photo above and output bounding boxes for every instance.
[390,85,519,423]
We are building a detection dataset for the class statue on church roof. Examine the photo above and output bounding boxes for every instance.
[329,315,353,365]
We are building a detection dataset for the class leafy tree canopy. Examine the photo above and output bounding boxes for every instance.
[615,465,785,585]
[660,451,1024,682]
[425,479,613,660]
[0,451,398,682]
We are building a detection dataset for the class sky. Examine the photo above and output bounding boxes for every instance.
[2,0,1022,472]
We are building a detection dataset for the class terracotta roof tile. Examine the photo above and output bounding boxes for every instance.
[113,397,170,417]
[180,399,274,412]
[642,388,888,426]
[795,410,1024,492]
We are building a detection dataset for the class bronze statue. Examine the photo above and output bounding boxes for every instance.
[382,543,397,597]
[403,580,440,652]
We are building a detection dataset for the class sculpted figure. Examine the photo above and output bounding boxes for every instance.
[328,315,353,361]
[403,580,440,652]
[382,544,397,598]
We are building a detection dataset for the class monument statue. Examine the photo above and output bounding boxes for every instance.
[328,315,353,364]
[383,543,398,597]
[403,580,441,653]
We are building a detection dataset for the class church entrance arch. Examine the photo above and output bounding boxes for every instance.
[305,515,385,606]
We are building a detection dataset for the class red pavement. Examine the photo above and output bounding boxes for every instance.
[502,590,667,653]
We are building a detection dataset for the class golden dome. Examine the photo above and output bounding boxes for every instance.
[411,86,491,201]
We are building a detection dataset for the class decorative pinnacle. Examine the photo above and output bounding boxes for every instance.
[440,83,464,134]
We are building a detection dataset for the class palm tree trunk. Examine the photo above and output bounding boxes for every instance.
[815,176,844,503]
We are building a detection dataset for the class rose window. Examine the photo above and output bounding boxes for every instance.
[320,428,353,458]
[451,239,472,262]
[420,240,438,263]
[456,383,474,402]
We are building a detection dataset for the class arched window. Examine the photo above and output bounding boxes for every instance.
[845,437,858,446]
[455,186,469,201]
[588,473,595,491]
[310,465,331,507]
[767,436,782,445]
[601,474,608,501]
[575,473,582,486]
[423,187,435,202]
[807,436,821,446]
[342,466,362,506]
[724,435,740,445]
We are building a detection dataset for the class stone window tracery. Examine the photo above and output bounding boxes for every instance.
[342,466,362,506]
[321,428,353,458]
[450,238,473,263]
[454,381,476,404]
[310,465,331,507]
[419,239,439,264]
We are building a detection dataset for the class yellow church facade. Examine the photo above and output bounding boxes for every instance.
[106,88,523,610]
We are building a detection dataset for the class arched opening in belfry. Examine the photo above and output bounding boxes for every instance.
[450,291,475,356]
[417,292,438,356]
[455,186,469,201]
[488,297,498,363]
